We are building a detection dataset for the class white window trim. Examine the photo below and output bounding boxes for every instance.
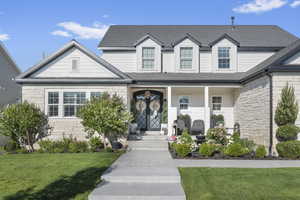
[179,47,193,70]
[179,95,191,110]
[211,96,223,111]
[45,89,103,119]
[217,47,231,70]
[142,47,155,70]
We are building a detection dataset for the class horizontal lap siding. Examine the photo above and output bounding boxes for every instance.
[22,85,128,140]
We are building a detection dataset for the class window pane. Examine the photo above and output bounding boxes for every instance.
[48,92,59,104]
[180,104,188,110]
[179,97,189,104]
[64,105,75,117]
[180,48,193,58]
[218,47,230,69]
[76,92,86,104]
[212,97,222,103]
[64,92,76,104]
[212,104,221,111]
[142,59,154,69]
[91,92,101,99]
[180,60,192,69]
[142,47,155,58]
[48,105,58,117]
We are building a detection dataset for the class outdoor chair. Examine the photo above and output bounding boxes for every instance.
[191,120,205,135]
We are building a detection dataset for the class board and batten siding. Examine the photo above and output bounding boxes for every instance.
[32,48,118,78]
[22,85,128,140]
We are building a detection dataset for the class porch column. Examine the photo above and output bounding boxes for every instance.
[204,86,210,134]
[167,86,172,136]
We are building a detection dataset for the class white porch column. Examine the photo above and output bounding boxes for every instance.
[204,86,210,133]
[167,86,172,136]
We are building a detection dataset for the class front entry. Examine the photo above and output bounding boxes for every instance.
[133,90,163,131]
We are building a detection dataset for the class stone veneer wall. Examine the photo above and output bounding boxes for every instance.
[22,84,128,140]
[234,76,270,148]
[272,73,300,152]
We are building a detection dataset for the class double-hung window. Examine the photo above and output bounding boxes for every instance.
[218,47,230,69]
[212,96,222,111]
[48,92,59,117]
[180,47,193,69]
[142,47,155,69]
[179,96,190,110]
[63,92,86,117]
[90,92,101,99]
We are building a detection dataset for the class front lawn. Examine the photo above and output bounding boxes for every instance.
[179,167,300,200]
[0,152,121,200]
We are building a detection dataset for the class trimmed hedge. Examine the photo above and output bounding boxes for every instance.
[255,145,267,158]
[174,143,191,157]
[276,124,299,142]
[224,143,249,157]
[199,143,217,157]
[276,141,300,159]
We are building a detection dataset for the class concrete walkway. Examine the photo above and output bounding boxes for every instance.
[176,159,300,168]
[89,132,186,200]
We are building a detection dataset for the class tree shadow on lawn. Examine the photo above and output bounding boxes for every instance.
[4,167,107,200]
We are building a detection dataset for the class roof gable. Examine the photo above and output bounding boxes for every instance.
[172,33,201,47]
[17,40,131,82]
[133,33,164,47]
[209,34,240,47]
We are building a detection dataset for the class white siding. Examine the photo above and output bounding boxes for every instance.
[101,51,137,72]
[211,38,238,73]
[174,38,199,73]
[199,51,212,72]
[238,52,274,72]
[32,48,118,78]
[162,51,175,72]
[284,51,300,64]
[136,38,161,72]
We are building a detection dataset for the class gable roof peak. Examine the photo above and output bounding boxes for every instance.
[172,33,201,47]
[209,33,240,47]
[133,33,164,47]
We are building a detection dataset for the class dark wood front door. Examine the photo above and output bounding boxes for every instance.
[133,90,163,131]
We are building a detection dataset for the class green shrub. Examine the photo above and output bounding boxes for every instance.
[4,140,19,152]
[178,129,193,145]
[175,143,191,157]
[255,145,267,158]
[178,114,191,131]
[206,128,228,145]
[38,140,55,153]
[89,136,104,152]
[224,143,250,157]
[69,141,88,153]
[237,138,256,151]
[231,131,240,143]
[211,114,224,127]
[16,148,28,154]
[199,143,217,157]
[276,124,299,141]
[105,147,113,152]
[276,141,300,159]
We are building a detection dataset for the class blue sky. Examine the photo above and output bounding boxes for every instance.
[0,0,300,71]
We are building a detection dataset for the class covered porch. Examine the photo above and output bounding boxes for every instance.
[128,85,241,136]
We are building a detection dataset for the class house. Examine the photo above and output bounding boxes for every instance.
[16,25,300,154]
[0,42,20,106]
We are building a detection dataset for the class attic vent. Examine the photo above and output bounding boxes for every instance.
[72,58,80,72]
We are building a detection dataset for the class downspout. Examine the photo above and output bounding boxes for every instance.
[266,72,273,156]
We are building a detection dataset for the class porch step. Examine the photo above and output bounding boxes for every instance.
[144,131,163,136]
[89,182,186,200]
[102,167,181,183]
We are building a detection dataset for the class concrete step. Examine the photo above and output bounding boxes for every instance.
[102,167,181,183]
[89,182,186,200]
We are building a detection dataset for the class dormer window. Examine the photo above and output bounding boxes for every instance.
[218,47,230,69]
[180,47,193,69]
[72,57,80,72]
[142,47,155,69]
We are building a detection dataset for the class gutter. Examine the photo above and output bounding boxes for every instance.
[15,78,133,84]
[266,72,273,156]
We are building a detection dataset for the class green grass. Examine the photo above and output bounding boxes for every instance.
[0,152,121,200]
[179,168,300,200]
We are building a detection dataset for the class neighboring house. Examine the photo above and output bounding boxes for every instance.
[0,42,20,146]
[16,25,300,154]
[0,42,20,106]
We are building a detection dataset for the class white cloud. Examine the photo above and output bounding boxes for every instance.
[102,14,110,18]
[290,0,300,7]
[0,34,9,41]
[233,0,287,13]
[54,21,109,40]
[51,30,72,37]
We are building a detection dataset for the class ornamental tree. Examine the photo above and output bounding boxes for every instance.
[78,92,132,149]
[275,83,299,126]
[0,101,50,151]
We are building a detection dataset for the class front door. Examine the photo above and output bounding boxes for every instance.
[133,90,163,131]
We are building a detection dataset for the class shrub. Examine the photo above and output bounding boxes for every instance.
[174,143,191,157]
[199,143,217,157]
[38,139,55,153]
[276,124,299,141]
[206,128,228,145]
[0,101,50,152]
[89,136,104,152]
[275,83,299,126]
[178,129,193,145]
[231,131,240,143]
[4,140,19,152]
[237,138,256,151]
[224,143,250,157]
[255,145,267,158]
[105,147,114,152]
[276,141,300,159]
[211,114,224,127]
[69,141,88,153]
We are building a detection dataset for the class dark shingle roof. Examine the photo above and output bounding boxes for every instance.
[99,25,298,48]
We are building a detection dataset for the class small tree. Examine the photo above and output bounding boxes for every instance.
[0,101,50,151]
[78,92,132,149]
[275,83,299,126]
